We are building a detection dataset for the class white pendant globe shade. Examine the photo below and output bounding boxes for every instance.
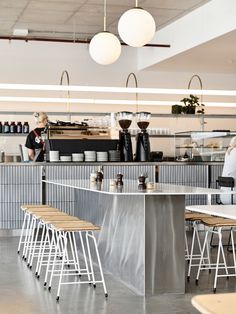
[89,32,121,65]
[118,8,156,47]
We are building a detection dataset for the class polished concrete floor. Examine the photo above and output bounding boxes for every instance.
[0,236,236,314]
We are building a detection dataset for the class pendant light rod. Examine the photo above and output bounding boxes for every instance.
[103,0,107,31]
[135,0,138,7]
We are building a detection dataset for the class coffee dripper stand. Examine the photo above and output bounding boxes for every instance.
[117,111,133,162]
[135,112,151,162]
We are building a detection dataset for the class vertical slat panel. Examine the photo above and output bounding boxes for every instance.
[0,165,42,229]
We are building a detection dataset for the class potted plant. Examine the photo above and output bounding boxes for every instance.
[180,94,205,114]
[171,104,183,114]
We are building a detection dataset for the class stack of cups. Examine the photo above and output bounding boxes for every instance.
[49,151,59,162]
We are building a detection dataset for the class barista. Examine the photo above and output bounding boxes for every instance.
[25,112,48,162]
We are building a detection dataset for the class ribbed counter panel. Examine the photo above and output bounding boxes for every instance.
[0,162,223,229]
[0,165,42,229]
[158,164,209,205]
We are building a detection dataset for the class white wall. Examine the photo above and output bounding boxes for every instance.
[0,39,236,156]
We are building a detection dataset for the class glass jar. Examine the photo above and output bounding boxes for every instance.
[10,122,16,133]
[23,122,29,133]
[3,122,10,133]
[16,122,22,133]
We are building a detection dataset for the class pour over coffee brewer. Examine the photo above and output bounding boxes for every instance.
[135,112,151,162]
[117,111,133,162]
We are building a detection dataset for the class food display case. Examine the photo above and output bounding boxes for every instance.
[175,131,236,162]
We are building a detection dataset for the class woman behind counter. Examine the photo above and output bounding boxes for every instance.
[25,112,48,162]
[220,136,236,204]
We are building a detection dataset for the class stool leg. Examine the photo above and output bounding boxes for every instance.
[29,220,41,269]
[56,232,68,302]
[72,232,81,275]
[22,213,31,259]
[196,230,209,284]
[86,231,96,286]
[214,228,223,292]
[79,232,91,282]
[185,229,189,260]
[36,223,48,278]
[25,216,36,263]
[89,231,108,297]
[44,227,55,286]
[49,230,60,291]
[231,229,236,274]
[17,211,26,254]
[35,223,47,276]
[187,222,197,280]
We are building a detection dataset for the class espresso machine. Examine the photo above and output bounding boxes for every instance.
[117,111,133,162]
[135,112,151,162]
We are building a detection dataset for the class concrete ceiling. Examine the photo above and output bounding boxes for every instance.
[147,29,236,74]
[0,0,210,41]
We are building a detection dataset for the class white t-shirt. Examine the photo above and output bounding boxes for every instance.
[220,148,236,204]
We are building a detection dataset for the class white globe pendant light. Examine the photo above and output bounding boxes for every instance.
[89,32,121,65]
[89,0,121,65]
[118,1,156,47]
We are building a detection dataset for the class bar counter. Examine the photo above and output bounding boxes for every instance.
[43,179,226,296]
[0,161,224,230]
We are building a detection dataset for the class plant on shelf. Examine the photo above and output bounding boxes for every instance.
[180,94,205,114]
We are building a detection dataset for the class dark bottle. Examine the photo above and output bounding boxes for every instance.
[16,122,22,133]
[0,122,2,133]
[3,122,10,133]
[23,122,29,134]
[10,122,16,133]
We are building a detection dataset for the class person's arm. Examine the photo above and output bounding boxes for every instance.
[28,148,35,161]
[25,132,35,161]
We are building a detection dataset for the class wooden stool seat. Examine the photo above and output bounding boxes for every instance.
[201,217,236,227]
[32,212,69,220]
[185,212,211,220]
[41,215,80,223]
[21,204,51,209]
[192,293,236,314]
[52,221,100,232]
[27,207,60,214]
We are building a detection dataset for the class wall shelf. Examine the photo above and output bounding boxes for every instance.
[0,133,27,136]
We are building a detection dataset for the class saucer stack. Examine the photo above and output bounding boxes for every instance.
[72,153,84,162]
[60,155,72,162]
[96,151,108,162]
[108,150,121,162]
[84,151,96,162]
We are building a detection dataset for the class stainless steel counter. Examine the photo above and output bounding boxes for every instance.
[0,162,224,230]
[43,179,225,296]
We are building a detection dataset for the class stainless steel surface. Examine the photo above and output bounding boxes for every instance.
[145,195,185,294]
[74,189,185,295]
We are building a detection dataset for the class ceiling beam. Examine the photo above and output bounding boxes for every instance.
[0,36,170,48]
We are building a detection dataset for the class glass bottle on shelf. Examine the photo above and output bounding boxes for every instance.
[23,122,29,133]
[3,122,10,133]
[0,122,2,133]
[10,122,16,133]
[16,122,22,133]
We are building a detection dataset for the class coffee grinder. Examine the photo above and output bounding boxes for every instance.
[135,112,151,161]
[117,111,133,162]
